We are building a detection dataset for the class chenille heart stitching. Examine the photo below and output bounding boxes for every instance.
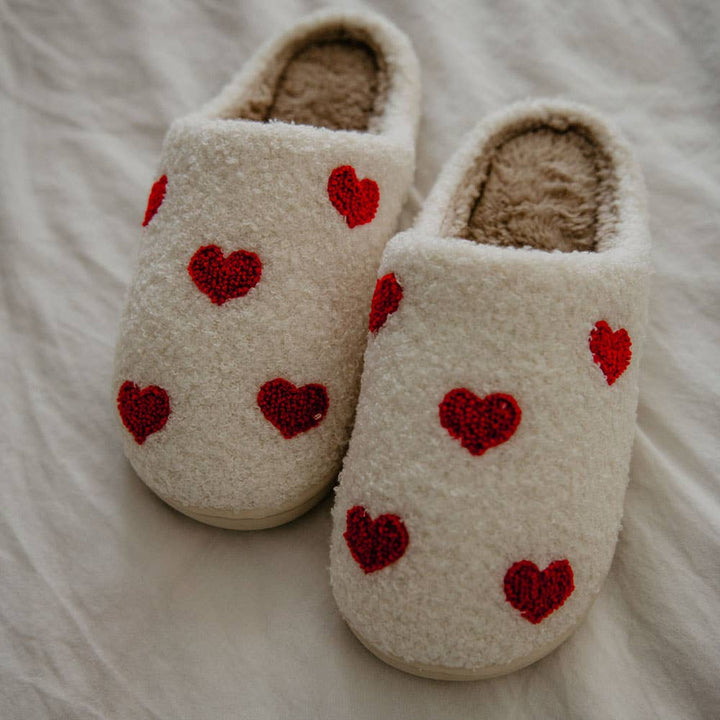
[439,389,521,456]
[369,273,403,333]
[257,378,329,439]
[589,320,632,385]
[344,506,409,573]
[142,174,167,227]
[117,381,171,445]
[327,165,379,228]
[188,244,262,305]
[503,559,575,624]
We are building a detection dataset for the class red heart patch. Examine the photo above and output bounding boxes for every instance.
[589,320,632,385]
[439,389,521,456]
[257,378,329,439]
[327,165,379,228]
[504,559,575,624]
[142,174,167,227]
[188,244,262,305]
[369,273,403,333]
[117,381,171,445]
[344,506,409,573]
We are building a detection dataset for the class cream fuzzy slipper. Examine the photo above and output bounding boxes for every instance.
[113,11,420,529]
[329,100,651,679]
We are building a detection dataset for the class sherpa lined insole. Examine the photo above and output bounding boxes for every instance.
[467,128,610,252]
[266,39,381,131]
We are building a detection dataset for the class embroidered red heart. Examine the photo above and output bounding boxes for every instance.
[344,506,409,573]
[439,389,521,456]
[369,273,403,333]
[188,245,262,305]
[504,559,575,624]
[327,165,379,228]
[589,320,632,385]
[257,378,329,439]
[117,381,171,445]
[142,174,167,226]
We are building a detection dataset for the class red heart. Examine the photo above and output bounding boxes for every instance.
[589,320,632,385]
[117,381,171,445]
[257,378,329,439]
[188,244,262,305]
[142,174,167,227]
[369,273,403,333]
[327,165,379,228]
[439,389,521,456]
[504,559,575,624]
[344,506,409,573]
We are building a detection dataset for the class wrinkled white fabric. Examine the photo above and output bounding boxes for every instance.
[1,1,718,718]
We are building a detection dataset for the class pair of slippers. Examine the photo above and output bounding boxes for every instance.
[113,10,651,680]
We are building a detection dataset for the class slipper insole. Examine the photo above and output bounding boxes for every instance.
[467,128,611,252]
[266,39,380,132]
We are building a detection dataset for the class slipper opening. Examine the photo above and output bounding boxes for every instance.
[444,115,619,253]
[230,24,389,132]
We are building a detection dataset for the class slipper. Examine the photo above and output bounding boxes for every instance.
[329,100,651,679]
[113,10,420,529]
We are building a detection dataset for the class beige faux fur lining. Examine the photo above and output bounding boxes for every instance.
[443,115,619,252]
[227,25,388,132]
[266,38,381,131]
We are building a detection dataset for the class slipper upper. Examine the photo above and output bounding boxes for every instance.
[330,100,652,671]
[113,11,420,515]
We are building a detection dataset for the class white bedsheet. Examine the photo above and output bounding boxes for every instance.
[2,1,719,718]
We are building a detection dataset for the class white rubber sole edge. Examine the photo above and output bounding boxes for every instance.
[348,617,583,681]
[156,481,333,530]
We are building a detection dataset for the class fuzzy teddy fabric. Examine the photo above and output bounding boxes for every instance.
[330,100,652,675]
[112,10,420,523]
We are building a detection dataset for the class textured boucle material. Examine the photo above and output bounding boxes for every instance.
[330,100,651,671]
[112,10,420,515]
